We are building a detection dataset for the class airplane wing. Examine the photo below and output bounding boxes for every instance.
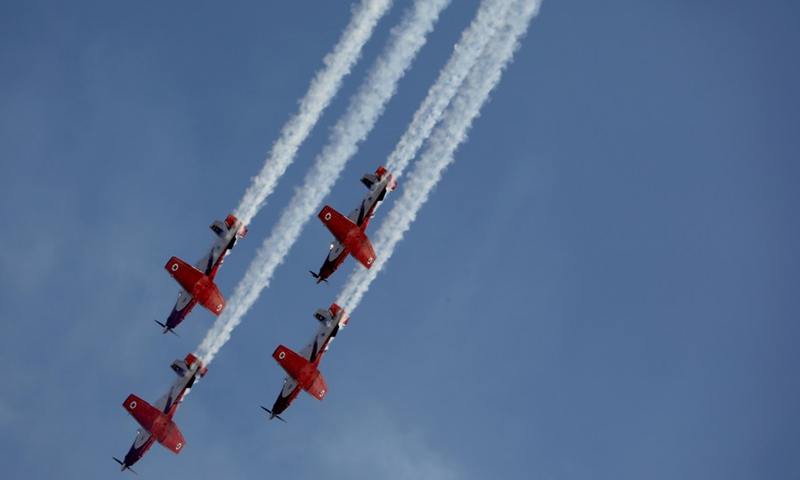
[197,283,225,315]
[272,345,328,401]
[319,206,356,244]
[318,206,376,269]
[348,233,376,269]
[123,394,186,455]
[124,394,161,433]
[166,257,204,293]
[165,257,226,315]
[155,423,185,454]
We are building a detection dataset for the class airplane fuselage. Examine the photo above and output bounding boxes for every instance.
[161,215,246,333]
[269,305,349,417]
[314,167,395,283]
[122,430,155,470]
[119,355,206,471]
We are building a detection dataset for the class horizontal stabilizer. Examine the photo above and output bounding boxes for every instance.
[272,346,328,401]
[122,394,185,455]
[313,308,330,323]
[361,173,378,189]
[210,219,227,237]
[165,257,226,315]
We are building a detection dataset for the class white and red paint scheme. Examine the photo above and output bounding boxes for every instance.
[262,303,350,421]
[310,166,396,284]
[158,214,247,334]
[114,353,207,473]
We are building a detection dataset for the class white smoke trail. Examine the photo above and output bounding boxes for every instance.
[234,0,393,226]
[385,0,515,179]
[353,0,517,230]
[338,0,542,313]
[197,0,452,364]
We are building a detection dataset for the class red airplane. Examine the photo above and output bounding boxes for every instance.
[262,303,349,421]
[310,166,396,284]
[157,214,247,334]
[114,353,207,473]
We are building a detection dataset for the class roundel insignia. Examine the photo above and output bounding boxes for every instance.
[175,443,182,450]
[216,304,222,312]
[319,390,325,397]
[368,257,373,264]
[325,212,332,221]
[171,263,179,272]
[130,401,137,409]
[279,352,286,360]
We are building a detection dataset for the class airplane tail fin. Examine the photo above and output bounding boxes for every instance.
[182,353,208,378]
[122,394,186,455]
[169,353,207,380]
[318,206,376,269]
[272,346,328,401]
[112,457,138,475]
[313,303,346,325]
[361,166,397,191]
[210,214,248,239]
[165,257,226,315]
[260,405,287,423]
[225,214,248,238]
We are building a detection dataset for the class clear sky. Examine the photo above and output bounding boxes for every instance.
[1,1,799,479]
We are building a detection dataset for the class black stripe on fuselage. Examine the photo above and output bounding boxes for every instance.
[356,200,368,226]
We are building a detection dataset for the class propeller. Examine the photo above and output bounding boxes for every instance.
[112,457,138,475]
[309,271,329,285]
[154,320,179,336]
[260,406,286,423]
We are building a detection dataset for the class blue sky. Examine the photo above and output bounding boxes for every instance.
[2,1,799,479]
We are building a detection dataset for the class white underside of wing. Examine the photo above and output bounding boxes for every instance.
[133,429,152,448]
[281,378,299,397]
[174,289,193,310]
[327,241,345,261]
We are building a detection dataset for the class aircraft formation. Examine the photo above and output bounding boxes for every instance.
[114,0,537,470]
[116,166,396,472]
